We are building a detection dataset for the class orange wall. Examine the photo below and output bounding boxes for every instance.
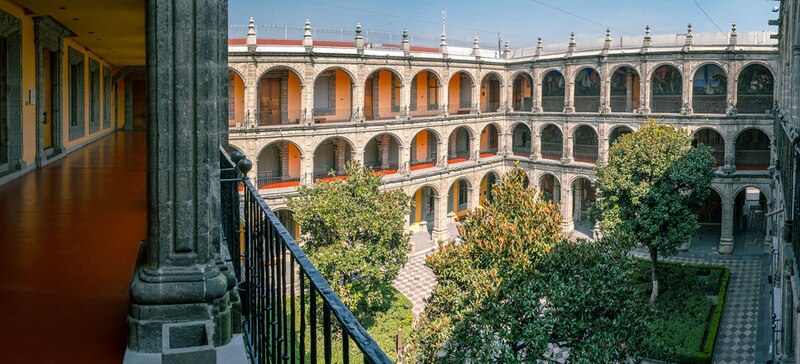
[377,70,393,110]
[414,130,429,161]
[480,128,490,149]
[448,74,460,112]
[415,72,428,107]
[231,73,245,122]
[335,69,351,112]
[287,71,301,113]
[287,143,301,178]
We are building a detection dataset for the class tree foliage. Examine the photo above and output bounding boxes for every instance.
[592,119,716,301]
[411,169,655,363]
[289,161,412,320]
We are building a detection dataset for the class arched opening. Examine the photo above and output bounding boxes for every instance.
[410,186,437,235]
[734,187,766,240]
[448,179,471,218]
[275,209,299,240]
[313,68,353,123]
[573,125,599,164]
[479,124,499,158]
[511,123,531,156]
[364,133,400,175]
[572,177,596,237]
[410,70,441,117]
[608,126,633,149]
[692,64,727,114]
[410,130,439,171]
[650,65,682,113]
[737,64,774,114]
[693,189,721,238]
[541,70,565,112]
[479,172,499,204]
[257,67,303,126]
[364,69,402,121]
[448,71,473,115]
[447,127,472,164]
[692,128,725,167]
[541,124,563,160]
[610,66,640,112]
[735,129,770,170]
[512,73,533,111]
[539,174,561,204]
[573,68,601,113]
[256,141,302,190]
[480,73,501,113]
[228,70,245,127]
[313,137,353,181]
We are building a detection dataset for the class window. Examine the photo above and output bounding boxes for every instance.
[89,60,100,133]
[103,67,111,129]
[427,73,439,109]
[457,180,468,207]
[68,47,85,140]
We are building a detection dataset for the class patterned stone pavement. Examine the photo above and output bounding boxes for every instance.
[395,231,768,362]
[631,250,765,364]
[392,251,436,316]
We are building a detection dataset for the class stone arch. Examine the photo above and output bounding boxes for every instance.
[365,67,405,86]
[511,122,532,156]
[447,177,473,216]
[736,63,775,114]
[312,136,355,179]
[572,124,599,164]
[538,172,562,203]
[228,69,246,127]
[364,68,404,121]
[410,129,440,170]
[732,185,769,234]
[363,132,402,173]
[540,123,564,160]
[691,63,728,114]
[511,71,534,111]
[257,66,305,125]
[570,176,596,228]
[313,66,356,85]
[608,125,634,148]
[540,69,565,112]
[256,140,304,189]
[480,72,503,113]
[447,126,474,162]
[410,69,443,117]
[650,63,683,113]
[609,64,641,112]
[312,66,355,123]
[479,170,501,204]
[691,127,725,166]
[479,123,501,156]
[573,66,602,113]
[447,70,476,114]
[734,128,771,171]
[256,139,305,160]
[258,64,305,86]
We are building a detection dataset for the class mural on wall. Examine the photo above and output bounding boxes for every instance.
[651,65,682,96]
[693,65,727,96]
[610,67,632,96]
[738,64,774,96]
[542,71,565,97]
[574,68,600,96]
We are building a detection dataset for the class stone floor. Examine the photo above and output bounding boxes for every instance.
[395,226,771,363]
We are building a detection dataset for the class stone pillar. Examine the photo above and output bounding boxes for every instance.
[499,132,509,156]
[128,0,236,357]
[719,198,735,254]
[448,133,457,158]
[431,195,449,241]
[682,61,693,115]
[335,139,347,174]
[727,62,739,114]
[564,66,575,113]
[560,181,574,233]
[279,143,290,178]
[640,63,651,114]
[531,123,541,160]
[532,67,542,113]
[302,75,315,124]
[562,124,573,164]
[600,65,612,113]
[626,67,634,111]
[301,155,312,185]
[573,180,583,223]
[353,81,365,122]
[436,140,447,168]
[379,134,390,169]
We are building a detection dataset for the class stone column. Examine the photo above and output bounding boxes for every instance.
[531,123,541,160]
[431,195,449,241]
[532,68,543,113]
[719,198,735,254]
[335,139,347,174]
[723,136,736,173]
[302,74,315,124]
[640,63,651,114]
[726,62,739,114]
[626,68,634,111]
[379,134,390,169]
[279,143,289,179]
[600,66,612,113]
[448,133,457,159]
[562,123,573,164]
[436,140,447,168]
[301,155,312,185]
[573,180,583,223]
[128,0,235,357]
[560,181,574,233]
[682,61,693,115]
[564,66,575,113]
[352,81,365,122]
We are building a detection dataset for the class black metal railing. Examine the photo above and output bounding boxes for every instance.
[513,99,533,112]
[313,108,352,123]
[573,96,600,113]
[365,107,401,121]
[573,144,599,164]
[609,95,638,113]
[541,96,565,112]
[258,109,303,126]
[541,141,563,160]
[219,148,392,364]
[409,103,440,117]
[448,150,470,161]
[484,101,500,113]
[736,95,773,114]
[364,160,399,173]
[692,95,727,114]
[410,156,437,169]
[256,171,301,189]
[650,95,682,113]
[480,147,498,156]
[512,145,531,157]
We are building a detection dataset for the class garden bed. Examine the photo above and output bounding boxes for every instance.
[633,260,731,363]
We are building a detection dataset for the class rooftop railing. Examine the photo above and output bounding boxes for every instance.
[220,148,391,364]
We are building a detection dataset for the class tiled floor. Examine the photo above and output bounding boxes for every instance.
[0,131,146,363]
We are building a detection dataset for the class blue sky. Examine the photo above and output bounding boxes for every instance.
[229,0,777,48]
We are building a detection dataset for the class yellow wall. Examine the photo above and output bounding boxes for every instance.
[61,39,116,149]
[448,74,460,112]
[414,189,422,223]
[229,72,245,124]
[287,72,301,114]
[414,130,428,161]
[287,143,301,178]
[480,177,489,204]
[334,69,351,113]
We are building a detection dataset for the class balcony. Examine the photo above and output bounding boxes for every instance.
[258,109,303,126]
[692,95,727,114]
[541,96,564,112]
[541,141,563,160]
[573,96,600,113]
[737,95,773,114]
[256,171,301,190]
[410,155,437,171]
[220,149,391,363]
[447,150,470,164]
[409,103,440,118]
[365,106,401,121]
[651,95,682,113]
[313,108,352,123]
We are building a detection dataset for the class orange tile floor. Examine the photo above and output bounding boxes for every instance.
[0,131,146,363]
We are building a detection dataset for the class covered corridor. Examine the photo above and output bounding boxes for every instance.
[0,131,145,363]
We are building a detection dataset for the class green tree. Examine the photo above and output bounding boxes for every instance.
[289,161,412,321]
[592,119,716,302]
[412,169,655,363]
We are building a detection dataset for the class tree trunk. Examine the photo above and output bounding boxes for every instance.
[649,246,659,303]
